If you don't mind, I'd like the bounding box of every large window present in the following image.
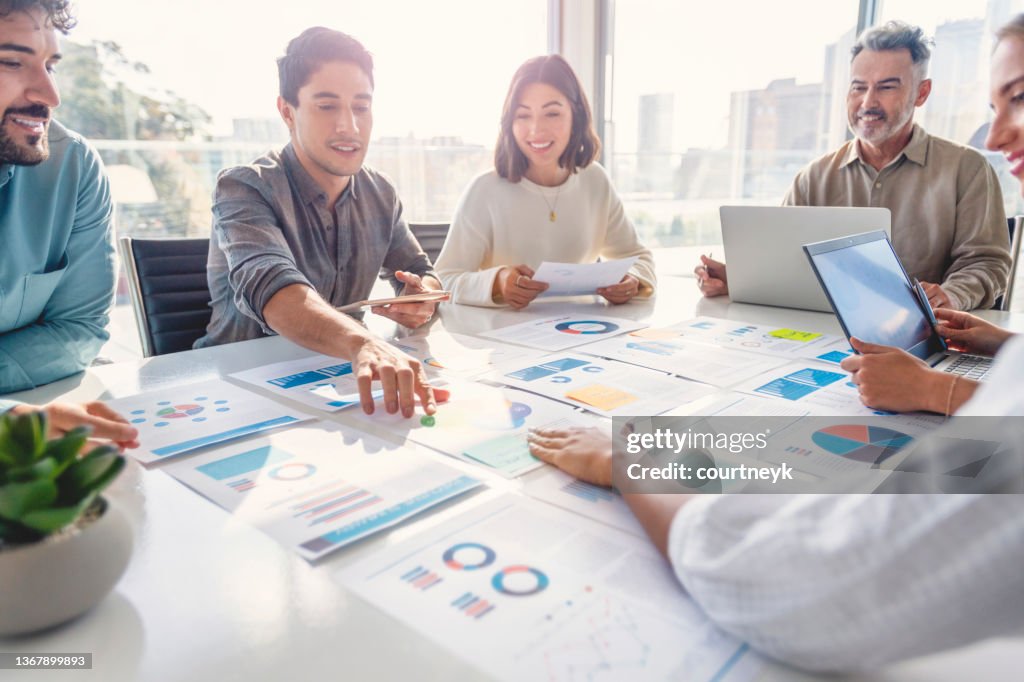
[66,0,549,238]
[878,0,1024,218]
[604,1,858,250]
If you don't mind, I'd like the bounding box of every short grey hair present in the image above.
[851,20,933,83]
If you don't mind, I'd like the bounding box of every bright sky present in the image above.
[71,0,548,142]
[69,0,1008,149]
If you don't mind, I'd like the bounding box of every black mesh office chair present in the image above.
[409,222,450,264]
[119,237,212,357]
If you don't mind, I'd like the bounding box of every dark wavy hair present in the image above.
[495,54,600,183]
[0,0,76,34]
[278,27,374,106]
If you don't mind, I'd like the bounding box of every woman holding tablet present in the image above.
[434,55,655,309]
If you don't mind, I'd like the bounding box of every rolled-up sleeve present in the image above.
[211,172,312,333]
[668,494,1024,672]
[380,197,435,294]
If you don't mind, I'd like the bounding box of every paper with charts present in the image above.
[347,381,596,477]
[533,256,638,297]
[733,361,928,417]
[634,316,848,360]
[579,334,788,388]
[338,496,761,682]
[231,354,384,412]
[106,379,314,464]
[667,391,943,483]
[388,331,539,379]
[162,423,481,561]
[479,314,645,352]
[522,467,644,537]
[493,354,715,417]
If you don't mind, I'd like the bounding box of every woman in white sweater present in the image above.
[434,55,656,308]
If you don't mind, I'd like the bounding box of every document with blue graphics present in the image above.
[231,354,383,412]
[163,423,481,561]
[479,314,645,352]
[347,380,597,477]
[492,354,715,417]
[106,378,314,464]
[338,495,762,681]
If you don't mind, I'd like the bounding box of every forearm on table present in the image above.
[622,493,695,557]
[262,283,374,359]
[0,319,107,392]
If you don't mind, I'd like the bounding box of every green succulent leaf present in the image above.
[42,427,90,472]
[10,457,61,482]
[57,446,124,505]
[0,479,58,520]
[0,412,45,465]
[20,495,94,534]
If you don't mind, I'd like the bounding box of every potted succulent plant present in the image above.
[0,410,133,636]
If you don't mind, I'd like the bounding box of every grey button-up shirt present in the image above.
[784,124,1010,310]
[196,144,434,347]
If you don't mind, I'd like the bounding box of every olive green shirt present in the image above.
[784,124,1010,310]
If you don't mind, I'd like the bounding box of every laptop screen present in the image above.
[804,231,943,360]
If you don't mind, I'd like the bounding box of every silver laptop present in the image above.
[720,206,891,312]
[804,230,992,379]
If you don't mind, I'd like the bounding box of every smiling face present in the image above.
[511,82,573,182]
[847,48,929,148]
[0,6,61,166]
[277,60,372,196]
[987,35,1024,195]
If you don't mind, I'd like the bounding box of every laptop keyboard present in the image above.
[943,355,993,380]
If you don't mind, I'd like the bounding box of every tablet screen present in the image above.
[808,236,935,356]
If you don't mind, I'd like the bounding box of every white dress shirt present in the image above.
[667,335,1024,672]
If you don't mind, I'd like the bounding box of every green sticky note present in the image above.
[463,433,539,476]
[768,328,822,342]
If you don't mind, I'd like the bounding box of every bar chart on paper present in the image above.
[163,425,481,560]
[232,355,384,412]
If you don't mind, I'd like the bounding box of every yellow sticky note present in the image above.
[768,328,822,342]
[565,384,638,411]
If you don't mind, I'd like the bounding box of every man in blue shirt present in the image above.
[0,1,136,450]
[0,0,115,393]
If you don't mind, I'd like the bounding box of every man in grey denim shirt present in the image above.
[197,27,445,418]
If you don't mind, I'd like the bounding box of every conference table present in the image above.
[2,275,1022,681]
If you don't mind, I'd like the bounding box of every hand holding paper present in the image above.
[533,257,639,297]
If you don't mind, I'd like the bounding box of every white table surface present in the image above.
[2,276,1022,682]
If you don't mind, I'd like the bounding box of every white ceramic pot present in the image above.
[0,497,133,636]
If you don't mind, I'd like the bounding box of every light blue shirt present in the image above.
[0,121,115,394]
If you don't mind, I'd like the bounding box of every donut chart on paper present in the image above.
[443,543,497,571]
[491,565,550,596]
[554,320,620,335]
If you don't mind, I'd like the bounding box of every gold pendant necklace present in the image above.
[540,184,561,222]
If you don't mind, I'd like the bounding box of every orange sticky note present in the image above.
[565,384,638,411]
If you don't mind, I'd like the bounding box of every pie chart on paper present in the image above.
[811,425,913,464]
[554,320,620,335]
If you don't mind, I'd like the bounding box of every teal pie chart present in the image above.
[811,425,913,464]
